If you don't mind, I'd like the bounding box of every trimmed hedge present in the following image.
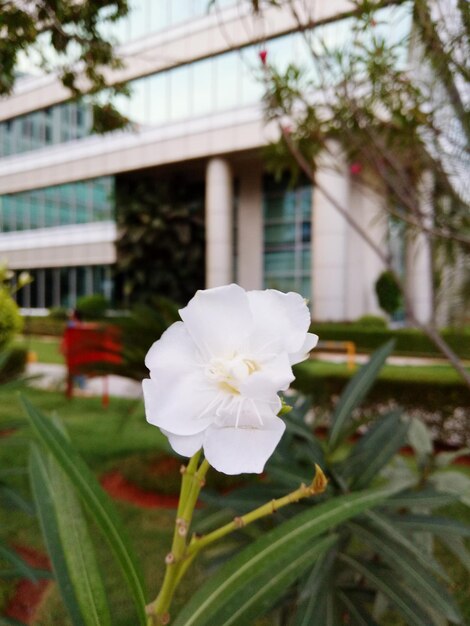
[312,323,470,359]
[293,360,469,413]
[23,317,66,337]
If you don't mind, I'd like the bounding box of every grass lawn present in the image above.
[15,336,63,365]
[298,357,469,385]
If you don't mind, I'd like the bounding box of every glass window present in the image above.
[169,65,191,121]
[263,179,312,299]
[192,58,214,117]
[215,51,240,111]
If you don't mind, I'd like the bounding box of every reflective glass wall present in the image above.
[15,265,114,309]
[0,101,92,158]
[0,177,114,232]
[263,179,312,299]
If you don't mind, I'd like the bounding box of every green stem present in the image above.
[188,464,328,558]
[146,451,209,626]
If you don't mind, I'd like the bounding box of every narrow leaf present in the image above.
[384,487,459,509]
[365,510,447,579]
[341,409,408,489]
[21,397,147,625]
[29,449,86,626]
[0,541,41,583]
[174,485,402,626]
[340,555,441,626]
[293,546,337,626]
[337,590,380,626]
[329,340,395,449]
[30,444,112,626]
[440,536,470,573]
[388,513,470,537]
[348,521,461,623]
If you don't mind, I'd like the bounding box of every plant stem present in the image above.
[188,464,328,557]
[146,451,209,626]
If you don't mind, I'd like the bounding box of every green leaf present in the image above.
[407,417,434,459]
[439,536,470,573]
[340,409,408,489]
[337,590,380,626]
[21,396,147,625]
[0,541,42,583]
[388,513,470,537]
[29,449,86,626]
[365,510,447,579]
[0,484,35,515]
[384,487,459,509]
[183,534,337,626]
[329,340,395,449]
[431,471,470,506]
[174,485,402,626]
[340,555,442,626]
[348,521,462,623]
[30,445,112,626]
[293,546,337,626]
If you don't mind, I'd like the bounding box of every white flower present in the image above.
[142,284,318,475]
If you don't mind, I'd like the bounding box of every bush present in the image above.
[355,314,387,328]
[76,294,109,320]
[375,270,402,316]
[49,306,68,321]
[23,316,65,337]
[0,289,23,346]
[0,346,28,383]
[310,322,470,358]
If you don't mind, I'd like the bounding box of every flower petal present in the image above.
[239,352,294,399]
[203,416,286,475]
[142,377,217,436]
[289,332,319,365]
[145,321,199,374]
[161,430,204,457]
[179,284,253,359]
[247,289,312,357]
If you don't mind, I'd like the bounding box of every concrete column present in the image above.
[346,182,387,319]
[312,144,350,320]
[237,164,263,290]
[205,157,233,288]
[406,172,434,324]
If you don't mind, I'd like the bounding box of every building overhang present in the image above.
[0,106,278,193]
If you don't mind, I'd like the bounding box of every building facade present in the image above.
[0,0,432,321]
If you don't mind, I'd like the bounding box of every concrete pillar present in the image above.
[205,157,233,288]
[346,182,387,319]
[237,164,263,290]
[312,144,350,320]
[406,172,434,324]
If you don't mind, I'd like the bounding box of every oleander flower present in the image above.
[142,284,317,475]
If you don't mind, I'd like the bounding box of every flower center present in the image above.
[205,354,260,394]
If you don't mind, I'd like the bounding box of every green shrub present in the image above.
[310,323,470,358]
[0,289,23,346]
[76,294,109,320]
[0,346,28,383]
[355,314,387,328]
[49,306,68,320]
[23,316,65,337]
[375,270,402,316]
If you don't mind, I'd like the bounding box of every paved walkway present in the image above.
[27,362,143,399]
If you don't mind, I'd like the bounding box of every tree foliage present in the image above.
[0,0,130,132]
[115,174,205,306]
